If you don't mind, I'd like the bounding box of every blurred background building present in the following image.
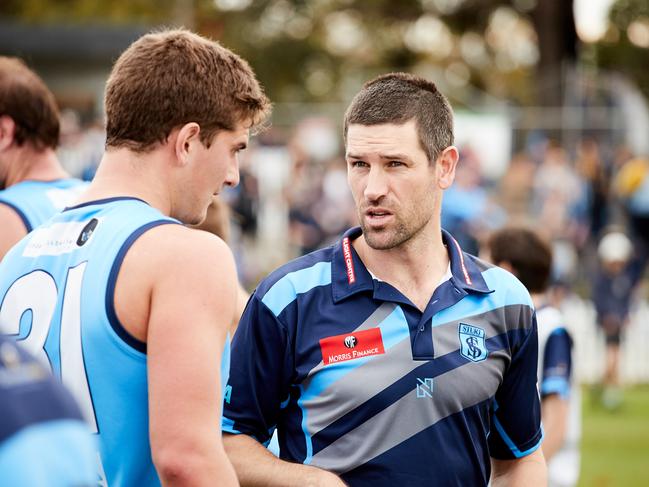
[1,1,648,482]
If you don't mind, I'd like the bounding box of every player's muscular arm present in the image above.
[223,434,347,487]
[491,448,547,487]
[120,225,239,486]
[0,204,27,260]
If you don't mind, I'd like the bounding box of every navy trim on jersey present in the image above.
[0,200,32,232]
[105,219,180,354]
[64,196,150,212]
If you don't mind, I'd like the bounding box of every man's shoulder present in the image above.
[129,224,233,271]
[254,245,334,303]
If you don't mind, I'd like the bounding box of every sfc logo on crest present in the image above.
[459,323,488,362]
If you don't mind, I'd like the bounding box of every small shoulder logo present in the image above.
[76,218,98,246]
[343,335,357,348]
[459,323,488,362]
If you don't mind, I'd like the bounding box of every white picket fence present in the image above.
[561,296,649,384]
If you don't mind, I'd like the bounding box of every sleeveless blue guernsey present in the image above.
[0,178,88,231]
[0,197,232,486]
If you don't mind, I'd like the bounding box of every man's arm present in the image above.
[491,449,547,487]
[223,434,346,487]
[541,394,569,460]
[126,226,239,486]
[539,327,573,461]
[0,204,27,260]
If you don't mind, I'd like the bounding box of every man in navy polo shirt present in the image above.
[223,73,546,486]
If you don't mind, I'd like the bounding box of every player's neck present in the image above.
[83,148,171,216]
[354,221,448,311]
[6,147,68,187]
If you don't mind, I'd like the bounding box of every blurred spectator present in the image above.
[592,231,643,409]
[614,156,649,269]
[532,141,589,247]
[497,152,536,221]
[57,110,104,180]
[441,145,506,255]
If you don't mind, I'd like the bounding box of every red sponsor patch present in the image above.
[342,237,356,284]
[320,327,385,365]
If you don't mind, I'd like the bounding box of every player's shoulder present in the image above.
[134,224,235,269]
[255,245,333,299]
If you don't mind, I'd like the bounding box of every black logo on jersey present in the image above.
[343,335,357,348]
[76,218,98,246]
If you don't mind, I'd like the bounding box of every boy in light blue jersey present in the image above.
[0,29,270,486]
[0,56,87,259]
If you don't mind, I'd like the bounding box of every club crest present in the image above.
[459,323,488,362]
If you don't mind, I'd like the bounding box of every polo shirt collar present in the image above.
[331,227,492,304]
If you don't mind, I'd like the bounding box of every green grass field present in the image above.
[578,385,649,486]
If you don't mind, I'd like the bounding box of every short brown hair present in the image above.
[343,72,453,162]
[105,29,271,152]
[487,227,553,293]
[0,56,60,150]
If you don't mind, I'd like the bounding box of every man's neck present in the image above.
[81,148,171,216]
[353,224,449,311]
[5,147,68,187]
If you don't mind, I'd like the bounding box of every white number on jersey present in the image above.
[0,263,97,432]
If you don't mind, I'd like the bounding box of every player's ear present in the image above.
[436,146,459,190]
[174,122,201,166]
[0,116,16,151]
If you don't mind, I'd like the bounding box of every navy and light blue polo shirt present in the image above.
[223,227,543,486]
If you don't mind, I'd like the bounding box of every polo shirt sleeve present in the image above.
[222,292,293,445]
[488,308,543,460]
[540,329,572,399]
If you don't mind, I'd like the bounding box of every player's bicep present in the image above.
[146,232,237,452]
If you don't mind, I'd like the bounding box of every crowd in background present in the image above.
[58,112,649,303]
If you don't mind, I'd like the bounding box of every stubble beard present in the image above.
[361,213,425,251]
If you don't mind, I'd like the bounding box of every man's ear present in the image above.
[174,122,201,166]
[0,116,16,151]
[435,145,459,190]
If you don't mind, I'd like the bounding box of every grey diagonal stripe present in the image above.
[304,337,417,435]
[432,304,534,359]
[302,302,397,385]
[310,352,508,474]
